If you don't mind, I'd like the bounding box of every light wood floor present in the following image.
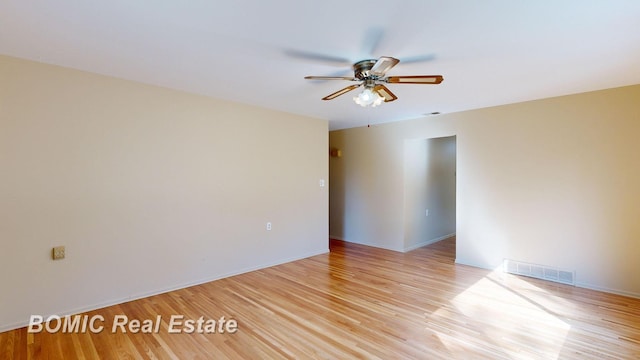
[2,237,640,359]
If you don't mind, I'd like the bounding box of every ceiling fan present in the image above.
[305,56,443,107]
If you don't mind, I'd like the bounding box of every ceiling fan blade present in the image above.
[386,75,444,84]
[284,49,352,66]
[305,76,357,81]
[361,27,385,57]
[373,85,398,102]
[322,84,362,100]
[370,56,400,77]
[399,54,436,64]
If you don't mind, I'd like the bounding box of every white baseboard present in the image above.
[331,235,456,253]
[330,236,404,252]
[574,282,640,300]
[0,248,329,333]
[403,233,456,252]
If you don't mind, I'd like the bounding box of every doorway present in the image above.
[403,135,456,256]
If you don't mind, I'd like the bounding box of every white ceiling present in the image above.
[2,1,640,130]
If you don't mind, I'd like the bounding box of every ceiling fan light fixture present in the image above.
[353,88,384,107]
[305,55,443,106]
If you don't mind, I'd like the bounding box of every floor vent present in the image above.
[503,259,575,285]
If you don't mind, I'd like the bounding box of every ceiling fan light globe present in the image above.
[353,88,384,107]
[361,88,374,101]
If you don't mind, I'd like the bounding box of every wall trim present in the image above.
[454,259,640,301]
[330,236,404,252]
[574,281,640,300]
[403,233,456,252]
[0,247,329,333]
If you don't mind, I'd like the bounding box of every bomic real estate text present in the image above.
[27,314,239,334]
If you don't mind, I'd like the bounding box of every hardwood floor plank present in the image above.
[1,236,640,359]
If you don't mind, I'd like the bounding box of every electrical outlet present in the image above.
[52,246,65,260]
[266,222,272,231]
[425,209,429,217]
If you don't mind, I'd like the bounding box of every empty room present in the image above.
[1,1,640,359]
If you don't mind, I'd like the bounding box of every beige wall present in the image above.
[0,55,328,331]
[330,84,640,297]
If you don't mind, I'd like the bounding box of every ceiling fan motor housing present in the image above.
[353,59,378,80]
